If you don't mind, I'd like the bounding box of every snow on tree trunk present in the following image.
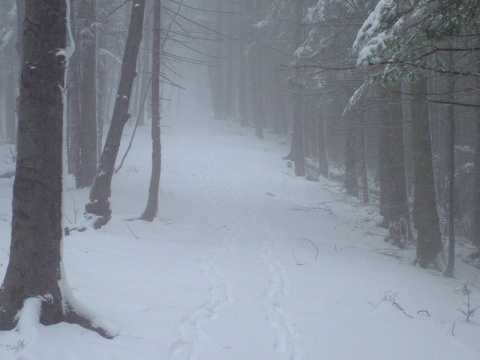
[0,0,110,338]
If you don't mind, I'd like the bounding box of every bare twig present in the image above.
[300,238,319,261]
[335,245,355,251]
[126,224,139,239]
[417,310,431,317]
[292,252,305,266]
[369,291,413,318]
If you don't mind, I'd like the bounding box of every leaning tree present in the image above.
[0,0,110,337]
[85,0,146,228]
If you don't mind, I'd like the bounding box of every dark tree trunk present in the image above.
[76,0,98,188]
[344,109,358,197]
[67,1,80,176]
[213,6,225,120]
[471,119,480,249]
[252,47,264,139]
[359,109,369,204]
[317,105,329,178]
[291,0,305,176]
[141,0,161,222]
[238,20,248,127]
[444,79,456,277]
[96,22,107,161]
[225,2,234,119]
[411,77,442,268]
[378,85,408,247]
[238,52,248,126]
[470,70,480,250]
[16,0,25,60]
[0,0,109,337]
[5,71,17,145]
[85,0,146,228]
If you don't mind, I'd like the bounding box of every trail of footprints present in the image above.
[169,133,302,359]
[169,138,237,360]
[261,227,302,360]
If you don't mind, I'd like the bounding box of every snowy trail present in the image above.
[167,121,237,360]
[164,115,304,359]
[1,109,480,360]
[159,113,480,360]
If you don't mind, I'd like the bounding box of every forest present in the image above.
[0,0,479,359]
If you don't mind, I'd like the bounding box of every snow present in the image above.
[1,102,480,359]
[353,0,403,66]
[65,0,75,59]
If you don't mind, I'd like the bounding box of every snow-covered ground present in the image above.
[0,105,479,359]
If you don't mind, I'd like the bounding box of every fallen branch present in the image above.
[292,252,305,266]
[368,291,413,318]
[300,238,319,261]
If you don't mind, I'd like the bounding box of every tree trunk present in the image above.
[85,0,146,228]
[76,0,98,188]
[5,71,17,145]
[96,18,107,161]
[378,84,408,247]
[291,0,305,176]
[67,0,80,177]
[0,0,109,337]
[141,0,161,222]
[444,75,456,277]
[359,108,369,204]
[317,104,329,178]
[344,109,358,197]
[252,46,264,139]
[213,6,225,120]
[470,68,480,250]
[411,77,442,268]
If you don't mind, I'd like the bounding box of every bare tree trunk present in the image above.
[344,109,358,197]
[411,77,442,268]
[213,6,225,120]
[141,0,161,221]
[0,0,109,338]
[5,71,17,145]
[291,0,305,176]
[470,66,480,251]
[85,0,146,228]
[444,67,456,277]
[96,17,107,160]
[378,85,408,247]
[76,0,98,188]
[359,108,369,204]
[317,104,329,178]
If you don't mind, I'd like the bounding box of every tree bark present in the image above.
[0,0,109,337]
[5,71,17,145]
[291,0,305,176]
[411,77,442,268]
[378,84,408,247]
[344,109,358,197]
[85,0,146,228]
[67,0,80,176]
[317,104,329,178]
[470,65,480,250]
[96,17,107,161]
[359,108,369,203]
[141,0,161,222]
[76,0,98,188]
[444,71,456,277]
